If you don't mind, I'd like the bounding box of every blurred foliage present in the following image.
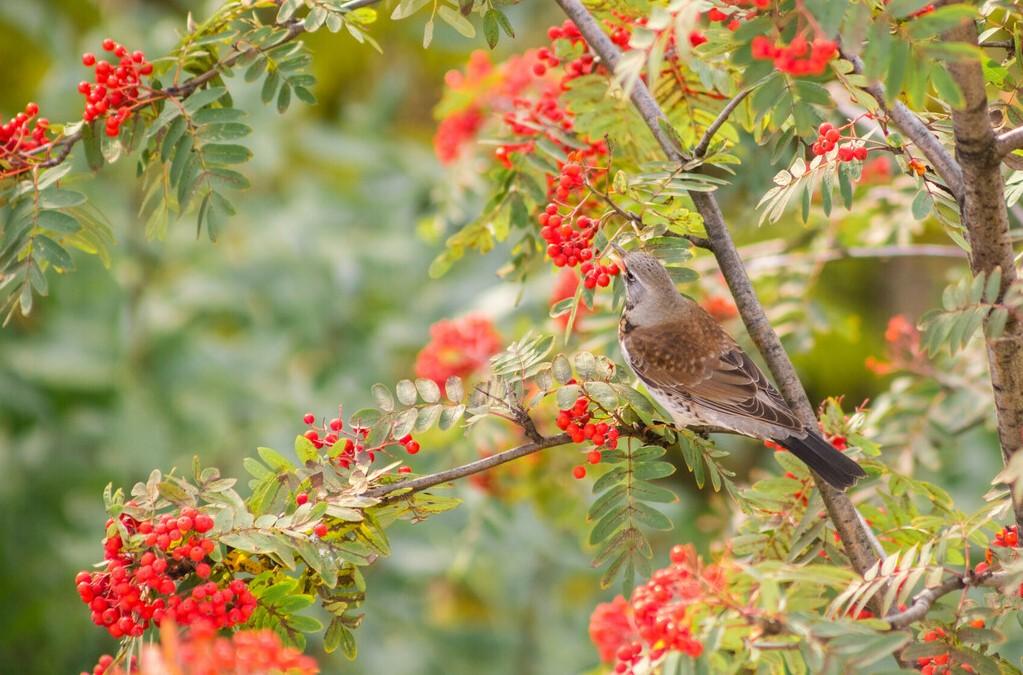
[0,1,1009,673]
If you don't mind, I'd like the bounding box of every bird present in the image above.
[614,248,865,490]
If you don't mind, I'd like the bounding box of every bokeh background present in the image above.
[0,1,1005,673]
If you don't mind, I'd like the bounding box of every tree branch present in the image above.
[365,432,572,503]
[995,126,1023,157]
[693,86,754,159]
[742,244,965,274]
[554,0,883,575]
[944,19,1023,527]
[885,569,1002,629]
[838,48,964,201]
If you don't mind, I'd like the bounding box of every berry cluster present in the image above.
[301,407,421,471]
[590,545,717,673]
[915,627,975,674]
[539,201,618,284]
[414,315,503,387]
[751,34,837,76]
[84,627,318,675]
[811,122,868,161]
[79,38,154,137]
[555,393,621,479]
[0,102,50,160]
[75,506,255,639]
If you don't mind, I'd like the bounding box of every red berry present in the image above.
[406,441,421,455]
[329,418,342,431]
[295,492,309,506]
[313,523,328,537]
[825,129,840,143]
[82,53,96,66]
[303,413,315,425]
[572,465,586,479]
[102,38,115,51]
[587,450,602,464]
[398,466,412,474]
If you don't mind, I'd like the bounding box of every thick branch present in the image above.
[839,49,964,200]
[945,19,1023,526]
[555,0,883,574]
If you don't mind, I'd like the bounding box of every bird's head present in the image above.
[615,247,685,326]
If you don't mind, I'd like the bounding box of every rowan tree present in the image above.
[4,0,1023,673]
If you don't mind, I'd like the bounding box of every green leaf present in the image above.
[911,190,933,220]
[33,235,73,270]
[631,501,673,530]
[39,189,86,209]
[437,5,475,38]
[838,163,854,209]
[493,8,514,38]
[590,504,629,545]
[257,446,294,472]
[295,435,319,464]
[184,86,228,114]
[633,461,676,481]
[931,64,964,109]
[262,70,281,103]
[203,144,252,165]
[277,83,292,113]
[37,210,81,235]
[482,9,499,49]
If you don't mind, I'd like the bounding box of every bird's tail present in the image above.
[777,430,866,490]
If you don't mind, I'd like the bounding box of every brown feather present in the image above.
[620,307,803,434]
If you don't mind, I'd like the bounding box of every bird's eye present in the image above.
[624,270,635,282]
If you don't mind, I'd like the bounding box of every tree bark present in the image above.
[945,20,1023,524]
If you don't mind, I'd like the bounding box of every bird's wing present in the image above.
[622,317,803,434]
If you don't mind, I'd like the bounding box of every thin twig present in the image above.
[839,48,964,201]
[693,86,754,159]
[365,432,572,503]
[742,244,965,273]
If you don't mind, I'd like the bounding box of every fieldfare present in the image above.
[616,249,865,489]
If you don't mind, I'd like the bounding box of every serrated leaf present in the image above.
[633,461,676,480]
